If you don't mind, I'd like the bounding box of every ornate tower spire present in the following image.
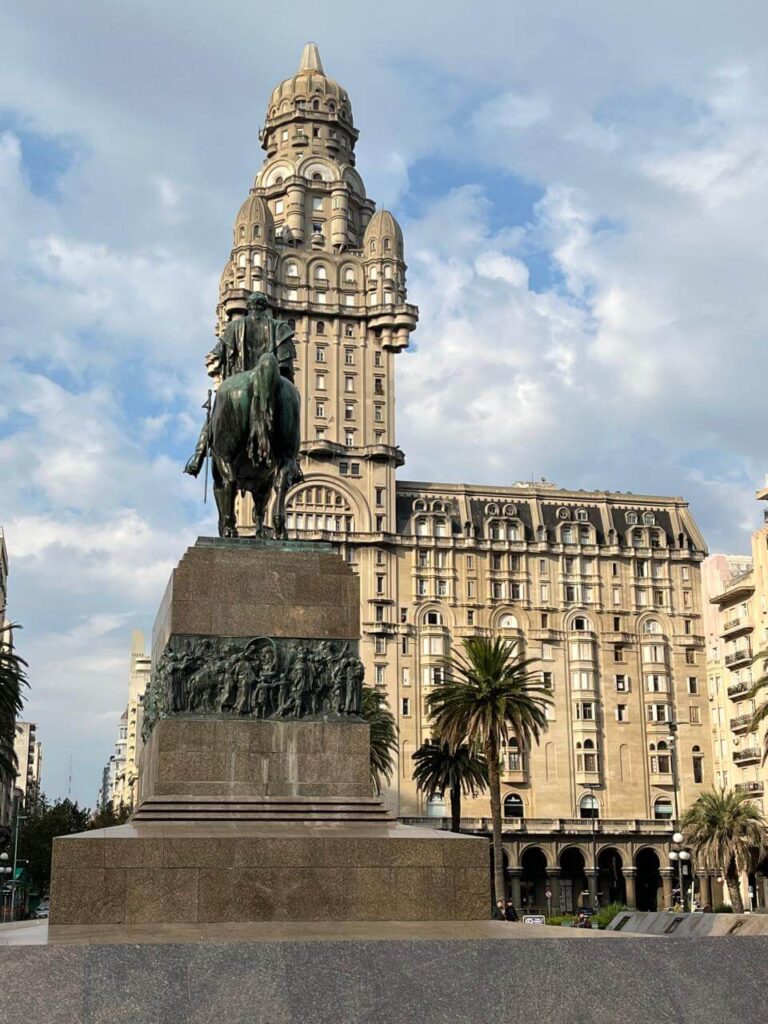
[298,41,324,73]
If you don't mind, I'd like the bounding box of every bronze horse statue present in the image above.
[185,292,302,538]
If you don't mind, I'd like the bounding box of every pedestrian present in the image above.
[504,900,518,922]
[493,899,506,921]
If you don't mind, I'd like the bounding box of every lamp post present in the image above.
[669,832,691,911]
[10,810,26,922]
[0,852,11,923]
[583,782,600,908]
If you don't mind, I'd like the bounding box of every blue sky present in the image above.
[1,0,767,803]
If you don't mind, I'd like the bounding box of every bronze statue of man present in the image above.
[184,292,296,477]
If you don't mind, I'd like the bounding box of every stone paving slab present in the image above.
[0,925,766,1024]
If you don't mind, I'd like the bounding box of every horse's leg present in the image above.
[251,474,273,539]
[214,457,238,538]
[273,463,289,540]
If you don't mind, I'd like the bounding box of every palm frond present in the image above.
[680,788,767,875]
[412,740,489,799]
[0,624,28,784]
[361,685,398,796]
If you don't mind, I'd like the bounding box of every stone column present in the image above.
[587,868,599,908]
[330,187,348,250]
[699,872,712,908]
[711,874,724,908]
[507,867,521,908]
[755,871,767,910]
[286,185,305,243]
[661,868,674,910]
[622,867,637,908]
[545,867,561,914]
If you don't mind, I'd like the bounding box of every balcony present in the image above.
[397,817,675,835]
[604,631,634,645]
[733,747,762,765]
[725,648,753,668]
[721,617,753,640]
[735,781,764,795]
[730,714,754,733]
[727,681,751,701]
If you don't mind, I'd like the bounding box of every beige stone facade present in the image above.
[13,721,41,804]
[0,528,14,829]
[98,630,150,810]
[208,44,717,910]
[703,486,768,811]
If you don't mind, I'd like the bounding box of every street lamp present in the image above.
[669,831,691,911]
[0,852,11,923]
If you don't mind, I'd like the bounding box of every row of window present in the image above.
[314,401,385,422]
[501,792,683,821]
[312,373,385,394]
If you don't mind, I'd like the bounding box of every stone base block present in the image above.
[49,822,491,926]
[138,717,371,802]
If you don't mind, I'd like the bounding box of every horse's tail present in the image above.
[248,356,279,464]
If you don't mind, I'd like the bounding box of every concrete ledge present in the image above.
[0,933,766,1024]
[607,910,768,936]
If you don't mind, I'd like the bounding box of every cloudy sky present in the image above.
[1,1,767,803]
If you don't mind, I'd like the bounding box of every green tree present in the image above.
[680,788,767,913]
[89,801,132,830]
[426,636,551,904]
[412,740,488,832]
[361,685,398,796]
[748,651,768,759]
[0,624,28,784]
[18,785,91,891]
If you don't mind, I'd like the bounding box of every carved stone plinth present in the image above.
[50,539,492,926]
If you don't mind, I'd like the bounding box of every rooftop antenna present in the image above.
[67,755,72,799]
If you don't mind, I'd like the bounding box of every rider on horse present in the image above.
[184,291,296,477]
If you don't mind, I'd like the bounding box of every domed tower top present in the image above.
[232,193,274,246]
[262,42,358,161]
[363,209,404,260]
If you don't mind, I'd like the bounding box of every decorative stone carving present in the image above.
[142,636,364,740]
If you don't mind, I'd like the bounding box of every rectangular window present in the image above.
[374,350,382,366]
[613,586,621,606]
[683,590,692,607]
[541,583,550,603]
[687,677,699,695]
[541,613,549,628]
[467,580,476,599]
[645,674,667,693]
[615,675,628,692]
[685,650,696,665]
[571,671,594,690]
[510,583,522,600]
[312,196,323,211]
[345,432,354,447]
[492,553,502,570]
[570,640,592,660]
[642,644,664,664]
[540,559,548,574]
[350,463,360,476]
[467,610,475,625]
[275,199,284,214]
[375,487,385,506]
[401,697,410,717]
[646,703,670,723]
[402,667,410,687]
[374,405,384,422]
[575,701,595,721]
[315,346,326,362]
[374,636,385,655]
[315,402,325,418]
[491,582,503,600]
[542,643,553,660]
[417,579,427,596]
[375,605,384,622]
[401,636,409,656]
[315,374,326,390]
[565,584,577,602]
[339,461,348,476]
[542,671,554,690]
[466,555,474,570]
[344,404,355,421]
[437,580,448,597]
[693,756,703,784]
[344,376,355,392]
[689,706,701,724]
[616,704,627,722]
[400,607,407,623]
[614,647,624,662]
[682,565,691,581]
[345,348,354,365]
[376,575,385,595]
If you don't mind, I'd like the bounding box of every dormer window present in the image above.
[557,508,570,520]
[625,512,638,525]
[576,509,588,522]
[643,513,656,526]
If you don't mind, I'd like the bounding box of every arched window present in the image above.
[576,509,588,521]
[344,267,355,283]
[370,240,376,253]
[503,793,524,819]
[316,321,326,335]
[312,98,320,110]
[579,794,599,819]
[285,484,355,535]
[562,525,574,543]
[508,523,520,541]
[500,613,518,629]
[285,262,299,278]
[643,513,656,526]
[253,225,261,238]
[654,797,673,820]
[643,619,661,634]
[425,611,443,626]
[314,265,328,280]
[239,226,245,240]
[626,512,638,525]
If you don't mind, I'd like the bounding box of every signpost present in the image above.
[523,914,546,926]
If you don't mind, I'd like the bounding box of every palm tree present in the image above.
[426,636,551,903]
[412,740,489,832]
[747,650,768,760]
[361,685,398,796]
[0,624,28,784]
[680,788,767,913]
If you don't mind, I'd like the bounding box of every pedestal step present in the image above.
[132,796,395,824]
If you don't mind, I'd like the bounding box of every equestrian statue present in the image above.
[184,291,302,538]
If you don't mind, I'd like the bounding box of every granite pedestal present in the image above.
[50,539,491,927]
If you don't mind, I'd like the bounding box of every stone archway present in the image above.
[520,846,548,913]
[597,847,626,906]
[635,848,662,911]
[559,846,588,914]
